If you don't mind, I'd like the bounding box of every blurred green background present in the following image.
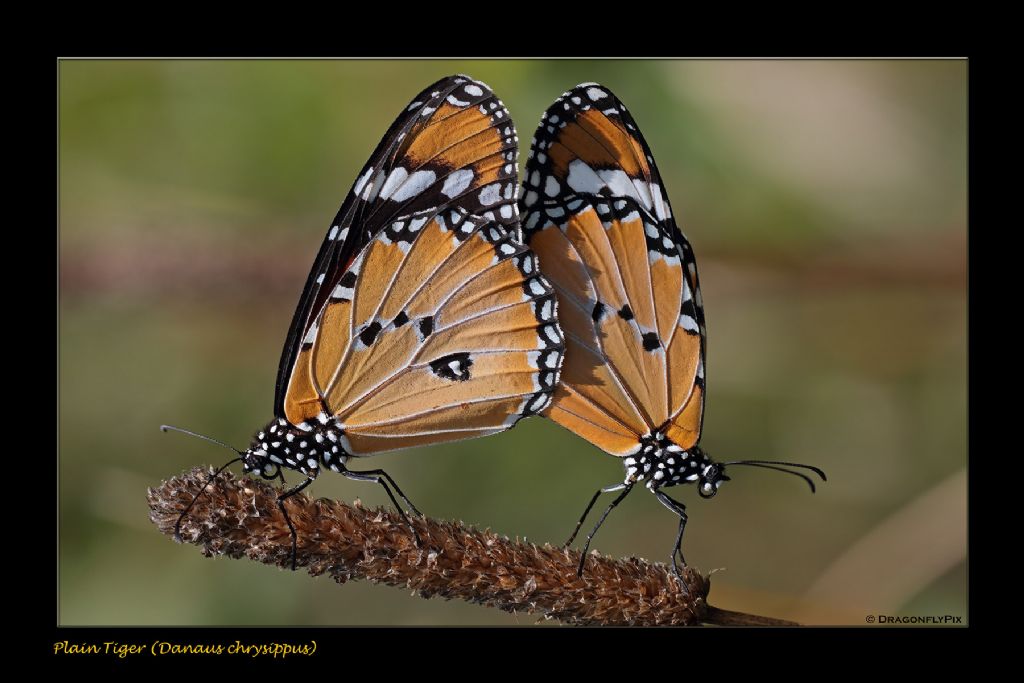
[58,59,967,626]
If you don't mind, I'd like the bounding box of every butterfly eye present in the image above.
[700,482,715,497]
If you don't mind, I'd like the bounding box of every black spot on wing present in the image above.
[430,352,473,382]
[618,304,634,321]
[359,321,382,347]
[418,316,434,339]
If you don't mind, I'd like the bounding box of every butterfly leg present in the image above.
[654,489,689,588]
[277,476,317,571]
[344,468,422,516]
[339,467,423,547]
[576,482,635,577]
[564,482,628,547]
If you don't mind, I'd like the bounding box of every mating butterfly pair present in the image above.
[168,74,824,580]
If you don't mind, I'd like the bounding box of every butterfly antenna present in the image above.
[722,460,827,494]
[160,424,245,542]
[160,424,244,455]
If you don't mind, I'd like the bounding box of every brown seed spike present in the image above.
[148,467,800,626]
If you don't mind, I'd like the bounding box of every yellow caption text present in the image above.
[53,641,317,658]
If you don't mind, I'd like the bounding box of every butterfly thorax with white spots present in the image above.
[242,414,350,481]
[623,436,728,497]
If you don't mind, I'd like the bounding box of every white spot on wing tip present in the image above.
[353,169,373,197]
[478,183,503,206]
[544,176,560,198]
[441,168,474,198]
[381,169,437,202]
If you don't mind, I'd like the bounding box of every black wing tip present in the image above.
[572,81,614,91]
[562,82,626,106]
[424,73,467,88]
[528,81,623,122]
[453,73,492,88]
[423,74,495,97]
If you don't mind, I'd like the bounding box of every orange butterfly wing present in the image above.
[521,84,705,455]
[279,75,564,455]
[275,75,521,418]
[283,209,563,454]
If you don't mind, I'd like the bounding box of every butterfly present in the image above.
[519,82,825,580]
[166,75,564,569]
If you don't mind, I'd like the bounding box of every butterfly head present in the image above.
[694,450,730,499]
[241,442,280,481]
